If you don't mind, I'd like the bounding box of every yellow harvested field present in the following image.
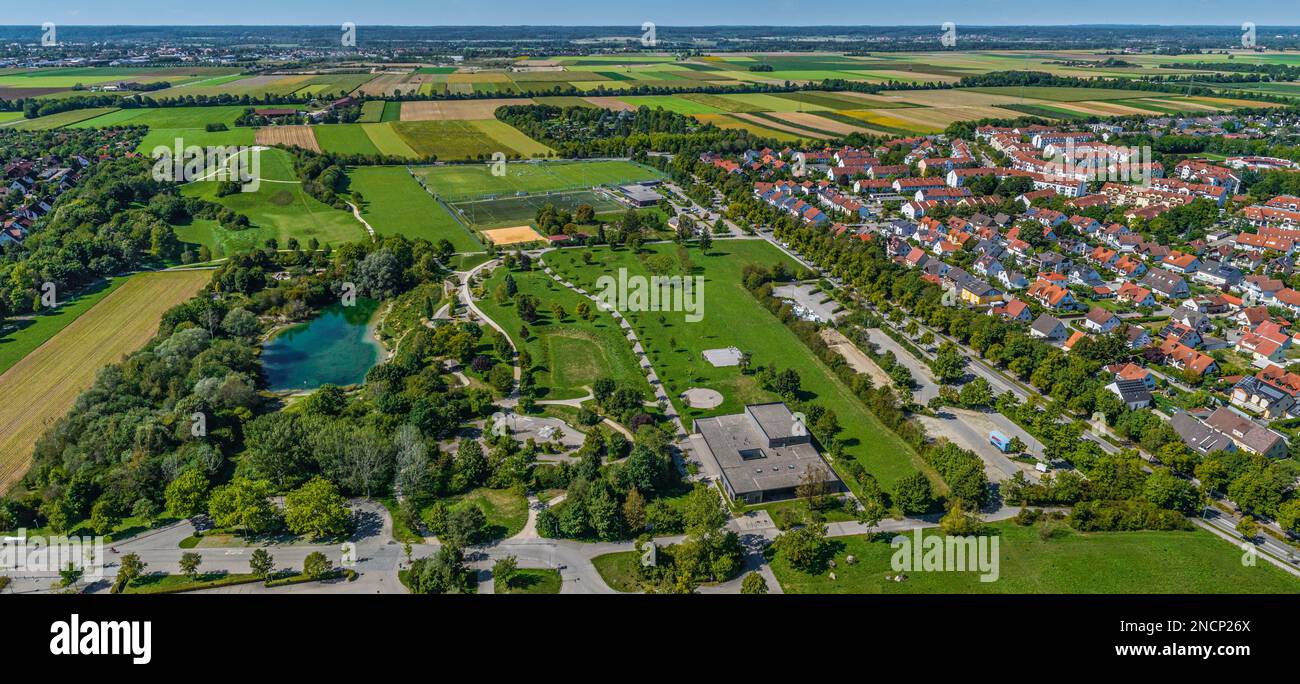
[255,125,321,152]
[401,98,534,120]
[0,270,213,492]
[731,113,833,139]
[1057,101,1164,116]
[772,111,870,135]
[482,225,545,245]
[863,106,1017,132]
[447,72,511,84]
[852,89,1026,108]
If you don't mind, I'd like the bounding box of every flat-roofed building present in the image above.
[692,402,844,504]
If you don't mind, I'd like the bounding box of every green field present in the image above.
[178,148,367,252]
[347,166,482,252]
[545,241,931,494]
[361,122,419,158]
[358,100,386,123]
[0,277,128,375]
[11,107,119,130]
[476,266,652,401]
[770,522,1300,594]
[314,124,382,156]
[67,105,249,130]
[414,160,664,201]
[392,120,548,161]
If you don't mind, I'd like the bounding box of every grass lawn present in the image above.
[179,148,367,250]
[378,497,425,544]
[545,240,931,494]
[770,522,1300,594]
[122,572,262,594]
[347,166,482,252]
[0,277,127,375]
[475,265,651,401]
[425,487,529,541]
[0,270,211,492]
[591,551,641,592]
[497,568,562,594]
[413,159,664,201]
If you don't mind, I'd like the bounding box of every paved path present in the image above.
[345,202,377,242]
[539,258,689,441]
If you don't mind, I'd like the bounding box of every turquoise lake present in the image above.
[261,298,382,391]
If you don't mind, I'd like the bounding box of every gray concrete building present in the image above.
[692,402,844,504]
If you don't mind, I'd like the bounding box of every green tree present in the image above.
[164,470,209,519]
[493,555,519,589]
[303,551,333,579]
[772,522,829,573]
[179,552,202,579]
[207,478,280,534]
[894,472,934,515]
[249,549,274,579]
[283,477,352,540]
[118,553,146,587]
[741,571,769,595]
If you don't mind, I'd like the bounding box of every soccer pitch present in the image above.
[413,160,664,202]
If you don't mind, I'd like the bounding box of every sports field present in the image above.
[0,269,212,492]
[450,190,623,229]
[544,240,934,494]
[770,522,1300,594]
[481,225,546,245]
[413,160,664,201]
[347,166,482,252]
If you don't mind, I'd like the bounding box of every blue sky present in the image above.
[7,1,1300,26]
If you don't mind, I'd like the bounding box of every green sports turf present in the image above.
[413,160,664,201]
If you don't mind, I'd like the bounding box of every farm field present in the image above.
[313,123,382,156]
[0,278,128,376]
[476,266,652,401]
[361,122,419,158]
[391,119,551,161]
[346,166,482,252]
[0,269,212,492]
[413,159,664,200]
[400,98,533,121]
[66,104,250,130]
[178,148,367,252]
[692,113,805,141]
[9,107,119,130]
[255,125,321,152]
[770,522,1300,594]
[544,240,934,494]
